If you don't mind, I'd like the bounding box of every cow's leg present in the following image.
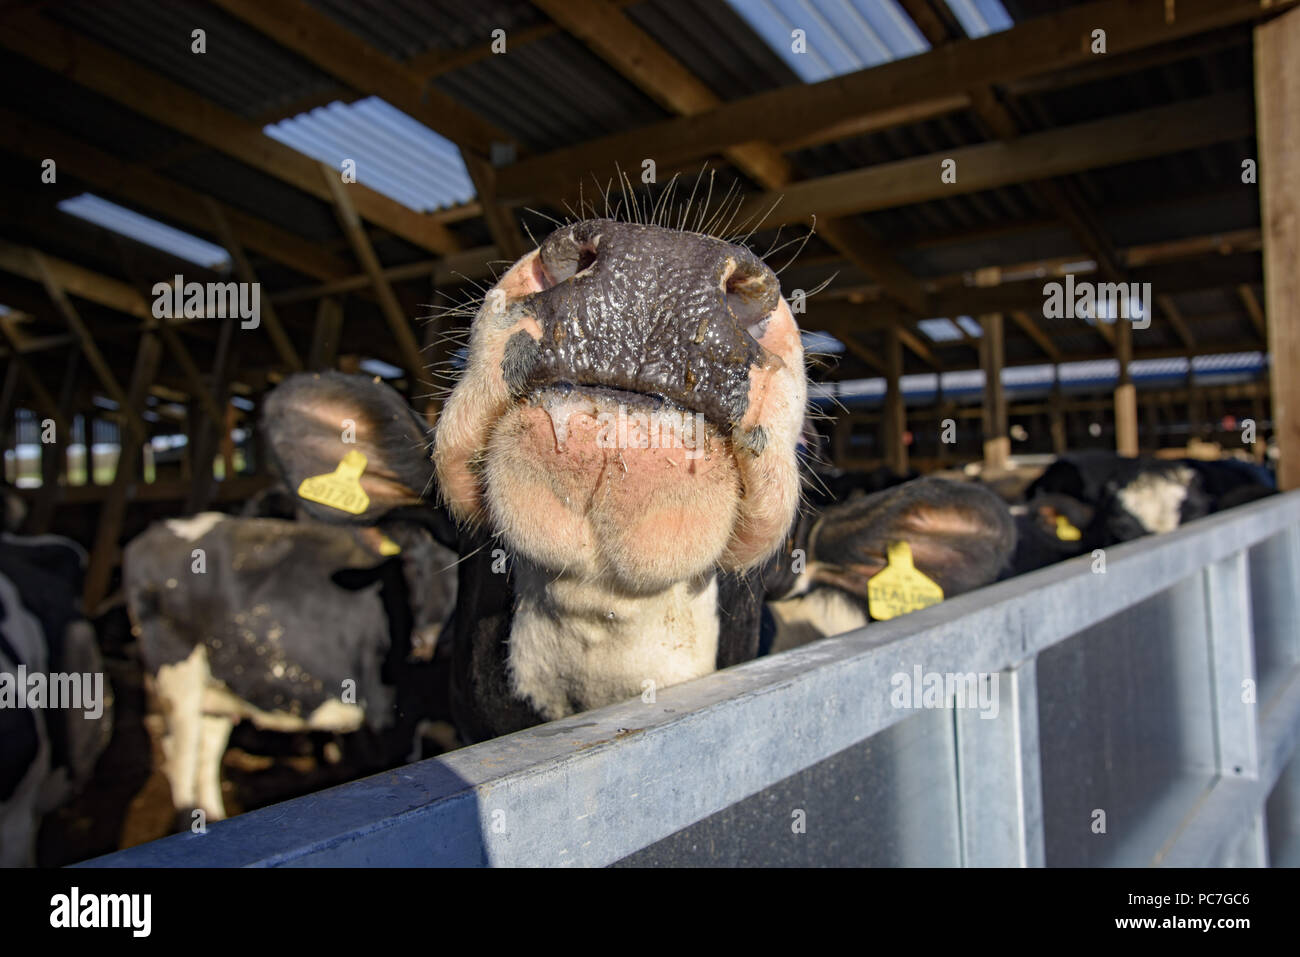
[195,714,233,822]
[0,741,49,867]
[154,645,208,826]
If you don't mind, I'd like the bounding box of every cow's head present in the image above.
[434,219,807,593]
[791,477,1017,603]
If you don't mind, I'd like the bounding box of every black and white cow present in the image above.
[764,477,1017,651]
[1009,451,1275,575]
[123,372,458,822]
[261,221,807,743]
[0,533,110,866]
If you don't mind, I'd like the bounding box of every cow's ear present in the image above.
[806,477,1016,604]
[1029,493,1095,541]
[261,372,436,525]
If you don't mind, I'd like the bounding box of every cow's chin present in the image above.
[481,396,741,593]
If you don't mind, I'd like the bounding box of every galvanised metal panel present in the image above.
[1037,574,1217,866]
[1248,528,1300,704]
[616,708,961,867]
[1265,749,1300,866]
[83,493,1300,867]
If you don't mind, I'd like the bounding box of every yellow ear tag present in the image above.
[297,449,371,515]
[866,541,945,621]
[377,533,401,556]
[1055,515,1082,541]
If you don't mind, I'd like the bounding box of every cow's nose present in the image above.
[521,219,785,427]
[534,219,780,327]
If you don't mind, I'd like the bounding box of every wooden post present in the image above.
[29,348,79,533]
[308,297,344,370]
[980,312,1008,470]
[186,315,236,513]
[84,333,161,612]
[1257,5,1300,490]
[1049,364,1067,454]
[1114,315,1139,456]
[883,322,908,474]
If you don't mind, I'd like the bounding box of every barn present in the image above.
[0,0,1297,873]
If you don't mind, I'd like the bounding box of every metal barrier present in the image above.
[86,492,1300,867]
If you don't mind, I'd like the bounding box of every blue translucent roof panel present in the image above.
[359,357,403,379]
[943,0,1014,38]
[918,318,964,342]
[265,97,476,213]
[724,0,929,83]
[57,194,231,269]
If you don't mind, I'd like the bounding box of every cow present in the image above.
[1009,451,1275,575]
[763,478,1017,651]
[0,532,110,866]
[256,219,807,743]
[123,372,458,823]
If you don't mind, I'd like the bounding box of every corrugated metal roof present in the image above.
[265,97,475,212]
[56,194,232,269]
[943,0,1014,38]
[304,0,547,63]
[433,31,669,153]
[723,0,929,83]
[629,0,801,99]
[50,0,338,121]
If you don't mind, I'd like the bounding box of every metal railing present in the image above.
[86,492,1300,867]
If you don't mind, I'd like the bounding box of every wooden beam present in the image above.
[320,164,429,394]
[203,198,302,372]
[0,241,150,320]
[980,313,1008,470]
[1156,294,1196,349]
[1009,309,1061,362]
[1257,5,1300,490]
[0,323,67,436]
[838,334,887,375]
[0,11,463,255]
[1236,284,1267,341]
[271,245,498,305]
[186,316,236,514]
[0,106,349,282]
[308,297,344,371]
[30,250,145,440]
[883,323,907,474]
[810,252,1262,329]
[734,94,1251,228]
[84,332,161,611]
[896,323,942,371]
[495,0,1291,201]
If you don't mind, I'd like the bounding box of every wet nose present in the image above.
[535,219,780,331]
[523,219,784,427]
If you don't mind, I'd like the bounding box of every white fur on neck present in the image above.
[768,587,869,654]
[1117,468,1192,534]
[507,562,720,720]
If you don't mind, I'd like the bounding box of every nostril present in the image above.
[725,262,779,335]
[538,227,601,286]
